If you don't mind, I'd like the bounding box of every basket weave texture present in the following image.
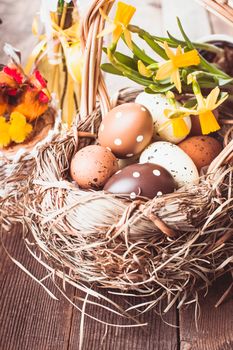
[23,0,233,314]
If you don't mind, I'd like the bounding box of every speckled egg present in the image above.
[140,141,199,188]
[98,103,153,158]
[135,92,191,143]
[104,163,176,199]
[70,145,119,189]
[178,136,222,171]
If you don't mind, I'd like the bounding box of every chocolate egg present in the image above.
[104,163,176,199]
[135,92,191,143]
[98,103,153,158]
[140,141,199,188]
[70,145,119,189]
[178,136,222,171]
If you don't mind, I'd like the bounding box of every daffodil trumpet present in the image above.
[98,1,136,51]
[187,75,228,135]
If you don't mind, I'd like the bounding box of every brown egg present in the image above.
[98,103,153,159]
[70,145,119,189]
[104,163,176,200]
[190,110,219,136]
[178,136,222,171]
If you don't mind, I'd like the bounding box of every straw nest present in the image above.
[23,88,233,316]
[0,106,60,231]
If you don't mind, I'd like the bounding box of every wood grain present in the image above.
[68,291,178,350]
[0,227,75,350]
[179,275,233,350]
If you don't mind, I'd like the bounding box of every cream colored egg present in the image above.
[135,92,191,144]
[140,141,199,188]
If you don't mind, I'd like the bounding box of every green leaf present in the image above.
[141,34,168,60]
[122,37,154,65]
[101,63,124,76]
[103,48,137,70]
[149,83,175,93]
[176,17,194,49]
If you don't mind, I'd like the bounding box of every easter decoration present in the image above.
[0,0,83,231]
[15,0,233,325]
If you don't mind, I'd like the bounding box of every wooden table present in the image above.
[0,1,233,349]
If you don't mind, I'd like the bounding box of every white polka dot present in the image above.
[126,153,134,158]
[106,147,112,152]
[133,171,140,178]
[157,191,163,196]
[100,124,104,132]
[130,192,137,199]
[114,138,122,146]
[141,107,146,112]
[116,112,122,118]
[116,170,122,175]
[153,170,161,176]
[136,135,144,143]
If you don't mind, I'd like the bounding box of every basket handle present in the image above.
[79,0,114,120]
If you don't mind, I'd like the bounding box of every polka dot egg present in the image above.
[98,103,153,158]
[140,141,199,188]
[104,163,176,200]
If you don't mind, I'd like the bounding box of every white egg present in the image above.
[135,92,191,144]
[140,141,199,188]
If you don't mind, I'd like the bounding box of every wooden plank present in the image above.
[0,226,74,350]
[68,291,178,350]
[179,274,233,350]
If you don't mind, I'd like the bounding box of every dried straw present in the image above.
[19,87,233,322]
[3,0,232,324]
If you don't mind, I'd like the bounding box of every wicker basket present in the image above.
[196,0,233,25]
[24,0,233,318]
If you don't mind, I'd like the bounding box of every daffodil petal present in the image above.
[205,87,220,110]
[213,93,229,109]
[171,69,182,93]
[124,28,133,50]
[199,111,220,135]
[98,23,117,38]
[155,61,174,80]
[163,41,175,60]
[176,45,182,56]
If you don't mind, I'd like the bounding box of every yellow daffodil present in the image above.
[9,112,33,143]
[98,1,136,49]
[188,76,228,134]
[155,42,200,93]
[159,92,192,137]
[163,109,191,138]
[0,116,11,148]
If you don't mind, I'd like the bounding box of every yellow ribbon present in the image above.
[25,9,83,127]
